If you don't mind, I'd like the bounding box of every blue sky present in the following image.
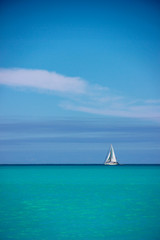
[0,0,160,163]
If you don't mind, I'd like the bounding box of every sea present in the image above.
[0,165,160,240]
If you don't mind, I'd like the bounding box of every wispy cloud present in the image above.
[61,102,160,119]
[145,99,160,104]
[0,68,160,121]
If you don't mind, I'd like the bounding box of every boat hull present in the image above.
[104,162,119,165]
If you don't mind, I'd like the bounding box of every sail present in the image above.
[105,145,117,164]
[110,145,117,163]
[105,150,111,163]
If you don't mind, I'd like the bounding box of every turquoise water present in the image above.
[0,165,160,240]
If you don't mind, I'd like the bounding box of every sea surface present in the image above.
[0,165,160,240]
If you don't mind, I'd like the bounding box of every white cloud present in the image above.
[0,68,87,94]
[0,68,160,121]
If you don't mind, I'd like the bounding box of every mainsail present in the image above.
[105,145,117,164]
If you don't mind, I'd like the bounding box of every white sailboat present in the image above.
[104,145,119,165]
